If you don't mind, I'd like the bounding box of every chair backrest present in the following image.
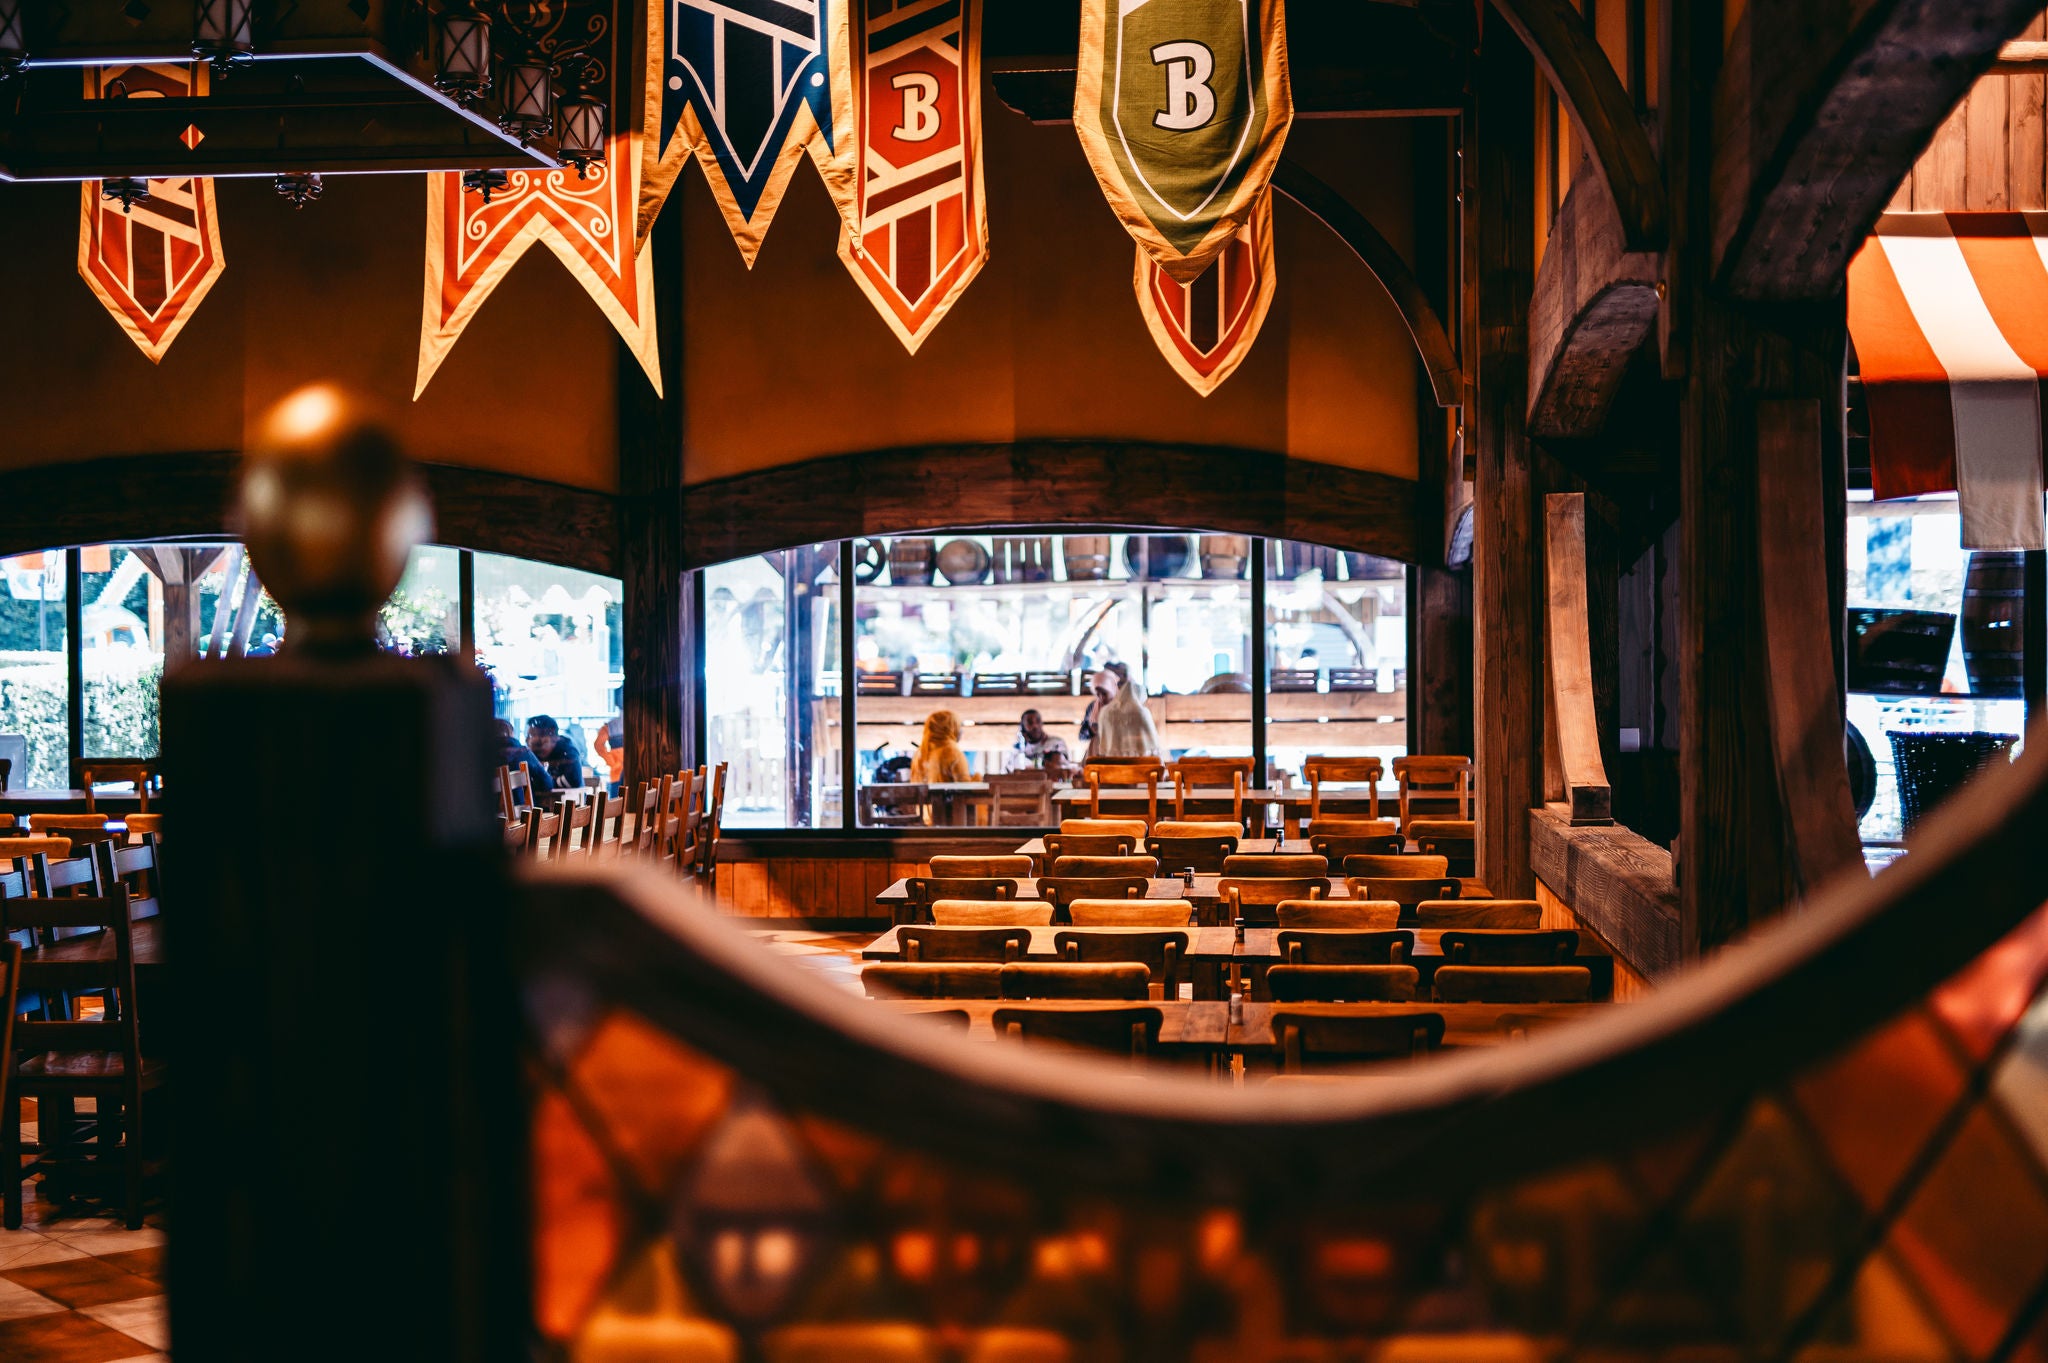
[698,762,729,873]
[1310,834,1405,859]
[1082,761,1162,821]
[81,761,159,812]
[590,790,629,857]
[1000,962,1151,1000]
[857,670,904,696]
[1151,818,1241,838]
[1408,819,1477,852]
[1439,929,1580,965]
[1348,878,1463,908]
[1266,964,1420,1002]
[904,876,1019,906]
[1037,877,1150,912]
[122,813,163,841]
[1043,833,1136,860]
[1145,835,1238,874]
[1221,854,1328,878]
[1274,929,1415,965]
[1049,854,1158,879]
[1304,817,1400,840]
[495,765,532,821]
[1275,899,1401,929]
[928,855,1036,879]
[1052,930,1192,988]
[633,776,673,859]
[550,797,596,862]
[1063,899,1193,927]
[1170,757,1252,820]
[986,771,1055,827]
[1220,877,1328,928]
[1273,1010,1444,1070]
[1060,818,1149,839]
[2,837,72,867]
[523,804,565,857]
[1413,899,1543,929]
[1432,964,1592,1003]
[93,838,161,920]
[1,891,138,1065]
[32,850,99,899]
[930,900,1055,927]
[29,813,115,832]
[900,926,1033,963]
[1304,755,1385,822]
[862,963,1003,999]
[1270,668,1319,692]
[861,782,930,826]
[992,1005,1163,1056]
[1342,853,1450,880]
[1393,754,1474,822]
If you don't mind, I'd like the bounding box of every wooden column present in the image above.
[618,196,687,788]
[1468,31,1542,897]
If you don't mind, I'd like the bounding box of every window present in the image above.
[474,551,624,786]
[705,544,842,828]
[0,551,67,788]
[383,545,463,656]
[1264,541,1408,788]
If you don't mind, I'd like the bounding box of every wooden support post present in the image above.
[1544,493,1614,824]
[619,197,687,788]
[1468,33,1542,896]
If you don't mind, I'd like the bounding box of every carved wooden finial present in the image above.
[236,384,434,658]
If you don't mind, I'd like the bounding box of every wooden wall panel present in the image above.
[1536,879,1653,1001]
[1894,57,2048,212]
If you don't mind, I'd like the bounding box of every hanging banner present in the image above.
[1074,0,1291,283]
[639,0,856,264]
[77,63,225,364]
[837,0,988,353]
[1134,188,1273,395]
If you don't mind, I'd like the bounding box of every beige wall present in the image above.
[682,93,1426,487]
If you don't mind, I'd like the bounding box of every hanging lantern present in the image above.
[499,58,552,146]
[274,171,323,208]
[555,88,606,178]
[0,0,29,79]
[192,0,256,78]
[434,0,492,107]
[461,167,508,204]
[102,177,151,212]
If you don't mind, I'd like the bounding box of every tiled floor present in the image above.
[0,1190,167,1363]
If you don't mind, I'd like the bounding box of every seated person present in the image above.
[911,709,972,783]
[526,714,585,791]
[1008,708,1072,774]
[497,719,549,803]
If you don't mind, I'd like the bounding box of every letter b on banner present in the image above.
[893,72,943,142]
[1151,41,1216,130]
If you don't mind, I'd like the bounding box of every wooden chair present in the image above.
[2,837,73,866]
[1049,854,1158,879]
[588,790,629,859]
[1272,1011,1444,1072]
[631,776,673,859]
[495,765,532,823]
[1266,965,1420,1002]
[30,851,99,899]
[1170,757,1253,822]
[668,770,702,871]
[550,796,597,862]
[930,901,1055,927]
[93,839,161,921]
[1053,930,1191,998]
[80,761,159,812]
[1310,834,1405,859]
[1060,818,1150,838]
[1152,818,1241,837]
[1439,929,1580,965]
[1394,755,1474,826]
[694,763,729,878]
[860,783,930,828]
[1347,878,1463,909]
[1274,929,1414,964]
[1276,899,1401,929]
[1000,962,1150,1000]
[1413,899,1543,929]
[862,963,1003,999]
[899,927,1032,963]
[1037,877,1150,916]
[987,771,1055,827]
[122,813,163,841]
[1432,965,1592,1003]
[1304,756,1384,824]
[1304,817,1400,840]
[501,817,530,853]
[523,804,565,858]
[1,888,162,1228]
[1043,833,1136,860]
[1082,761,1163,823]
[1409,819,1477,876]
[27,814,122,851]
[928,855,1035,879]
[1220,877,1327,928]
[1064,899,1194,927]
[902,877,1018,924]
[1342,854,1450,880]
[1221,853,1328,879]
[1146,835,1238,874]
[992,1005,1162,1057]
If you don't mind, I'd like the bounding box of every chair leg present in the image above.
[3,1085,21,1230]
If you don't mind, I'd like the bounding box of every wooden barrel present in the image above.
[888,536,935,587]
[1062,535,1110,581]
[1962,552,2026,698]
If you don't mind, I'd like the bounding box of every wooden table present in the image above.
[1047,786,1453,834]
[1233,1001,1594,1051]
[875,998,1231,1051]
[875,874,1496,914]
[0,789,144,817]
[1018,836,1314,861]
[925,782,990,826]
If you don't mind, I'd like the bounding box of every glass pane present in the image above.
[1264,541,1409,793]
[1845,505,2028,845]
[0,550,69,788]
[381,545,462,657]
[474,551,624,794]
[704,543,842,828]
[81,544,161,760]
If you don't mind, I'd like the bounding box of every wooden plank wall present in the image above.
[711,856,914,920]
[1889,21,2048,212]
